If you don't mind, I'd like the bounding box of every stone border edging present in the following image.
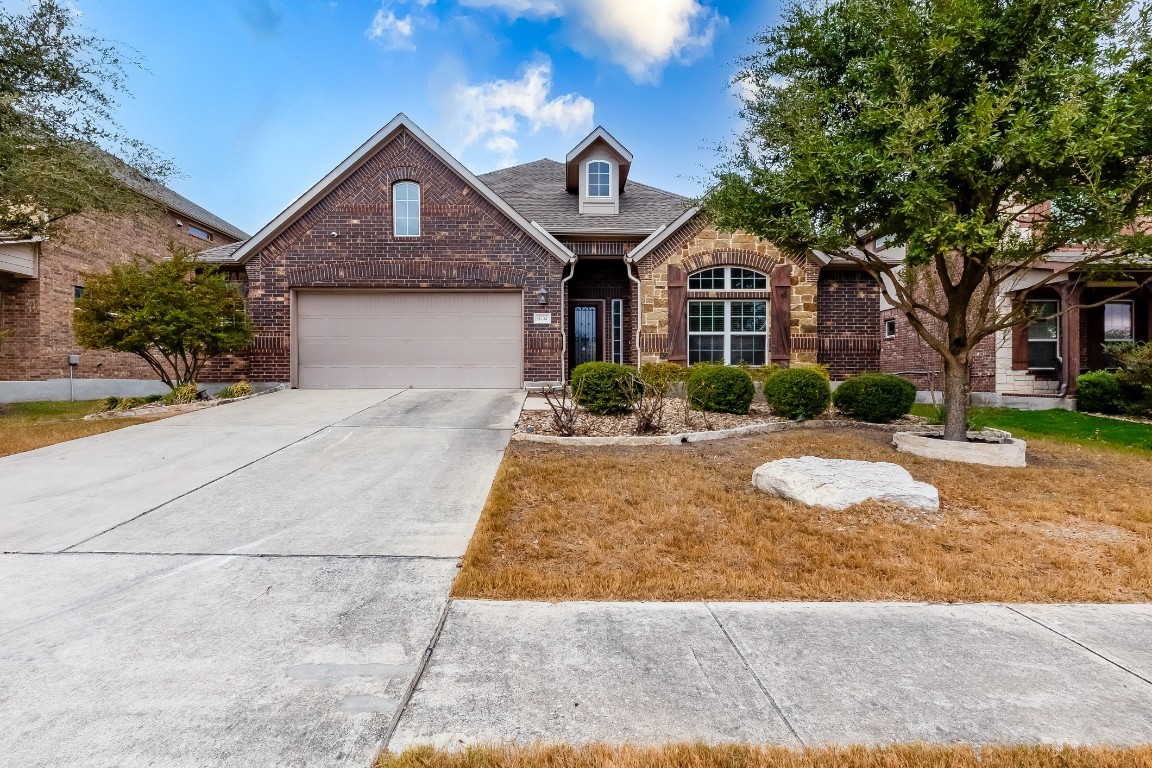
[83,384,288,421]
[512,419,909,446]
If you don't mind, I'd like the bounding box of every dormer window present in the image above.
[587,161,611,198]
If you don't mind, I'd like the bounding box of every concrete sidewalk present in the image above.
[390,600,1152,750]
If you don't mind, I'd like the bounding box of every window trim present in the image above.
[392,180,421,238]
[1103,300,1135,344]
[586,160,611,198]
[1026,298,1060,371]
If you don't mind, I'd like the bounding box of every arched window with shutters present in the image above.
[686,266,769,365]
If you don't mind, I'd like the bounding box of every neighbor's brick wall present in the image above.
[880,308,997,392]
[634,221,819,364]
[816,270,881,378]
[241,128,567,384]
[0,211,241,382]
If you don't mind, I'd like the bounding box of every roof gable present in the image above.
[226,114,573,265]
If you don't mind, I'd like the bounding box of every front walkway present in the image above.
[390,600,1152,749]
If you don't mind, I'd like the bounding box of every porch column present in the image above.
[1059,282,1082,395]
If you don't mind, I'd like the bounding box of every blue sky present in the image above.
[48,0,780,234]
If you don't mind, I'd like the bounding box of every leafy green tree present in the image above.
[0,0,172,237]
[74,249,253,387]
[702,0,1152,440]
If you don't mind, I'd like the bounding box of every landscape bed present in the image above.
[454,428,1152,603]
[379,743,1152,768]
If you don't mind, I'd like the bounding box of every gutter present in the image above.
[559,256,578,382]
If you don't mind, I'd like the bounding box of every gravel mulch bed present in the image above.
[517,395,928,437]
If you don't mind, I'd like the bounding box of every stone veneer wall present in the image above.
[634,221,820,365]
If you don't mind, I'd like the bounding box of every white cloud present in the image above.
[446,58,594,167]
[367,7,416,50]
[460,0,724,83]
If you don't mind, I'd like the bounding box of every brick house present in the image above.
[878,255,1152,405]
[193,114,882,389]
[0,178,247,401]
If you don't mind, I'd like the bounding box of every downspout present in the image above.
[626,260,642,369]
[559,256,578,383]
[625,224,668,370]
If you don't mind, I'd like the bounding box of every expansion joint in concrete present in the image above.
[704,602,806,746]
[377,596,455,758]
[1004,605,1152,689]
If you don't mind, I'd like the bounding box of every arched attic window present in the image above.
[393,181,421,237]
[687,266,769,365]
[586,161,611,197]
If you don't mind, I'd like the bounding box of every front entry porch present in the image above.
[566,259,634,374]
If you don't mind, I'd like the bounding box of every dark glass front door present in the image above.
[573,305,598,366]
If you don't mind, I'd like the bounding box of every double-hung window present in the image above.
[1026,299,1060,370]
[393,181,421,237]
[687,267,769,366]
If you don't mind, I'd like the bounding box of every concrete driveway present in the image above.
[0,388,522,768]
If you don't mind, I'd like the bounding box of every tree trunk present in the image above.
[942,357,970,442]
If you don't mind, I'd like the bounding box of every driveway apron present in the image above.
[0,388,522,768]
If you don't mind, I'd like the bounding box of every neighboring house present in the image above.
[194,114,881,390]
[0,177,247,402]
[878,253,1152,406]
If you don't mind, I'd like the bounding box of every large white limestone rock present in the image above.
[752,456,939,511]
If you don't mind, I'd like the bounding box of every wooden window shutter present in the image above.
[770,264,792,364]
[1011,298,1029,370]
[666,264,688,364]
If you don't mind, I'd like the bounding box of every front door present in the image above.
[572,304,599,366]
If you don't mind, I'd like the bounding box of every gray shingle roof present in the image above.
[195,241,246,263]
[478,159,691,235]
[126,175,248,241]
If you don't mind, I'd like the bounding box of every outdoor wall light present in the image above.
[537,287,548,305]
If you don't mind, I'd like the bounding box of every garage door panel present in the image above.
[295,292,523,389]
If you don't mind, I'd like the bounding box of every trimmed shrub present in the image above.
[739,363,784,383]
[639,362,688,396]
[763,366,832,419]
[217,380,253,400]
[161,382,199,406]
[687,364,755,414]
[571,362,634,415]
[832,373,916,423]
[1076,370,1124,414]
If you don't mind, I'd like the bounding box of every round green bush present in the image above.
[1076,370,1124,414]
[571,361,634,415]
[763,366,832,419]
[832,373,916,423]
[687,364,755,414]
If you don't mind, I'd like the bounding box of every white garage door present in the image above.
[295,291,523,389]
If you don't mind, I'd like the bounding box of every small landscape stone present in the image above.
[752,456,939,511]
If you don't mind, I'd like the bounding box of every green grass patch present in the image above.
[0,399,104,422]
[910,404,1152,451]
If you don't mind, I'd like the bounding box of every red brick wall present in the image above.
[880,308,997,392]
[0,210,241,382]
[239,128,568,384]
[816,270,881,378]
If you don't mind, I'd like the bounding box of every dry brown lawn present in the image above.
[379,744,1152,768]
[0,400,165,458]
[454,429,1152,602]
